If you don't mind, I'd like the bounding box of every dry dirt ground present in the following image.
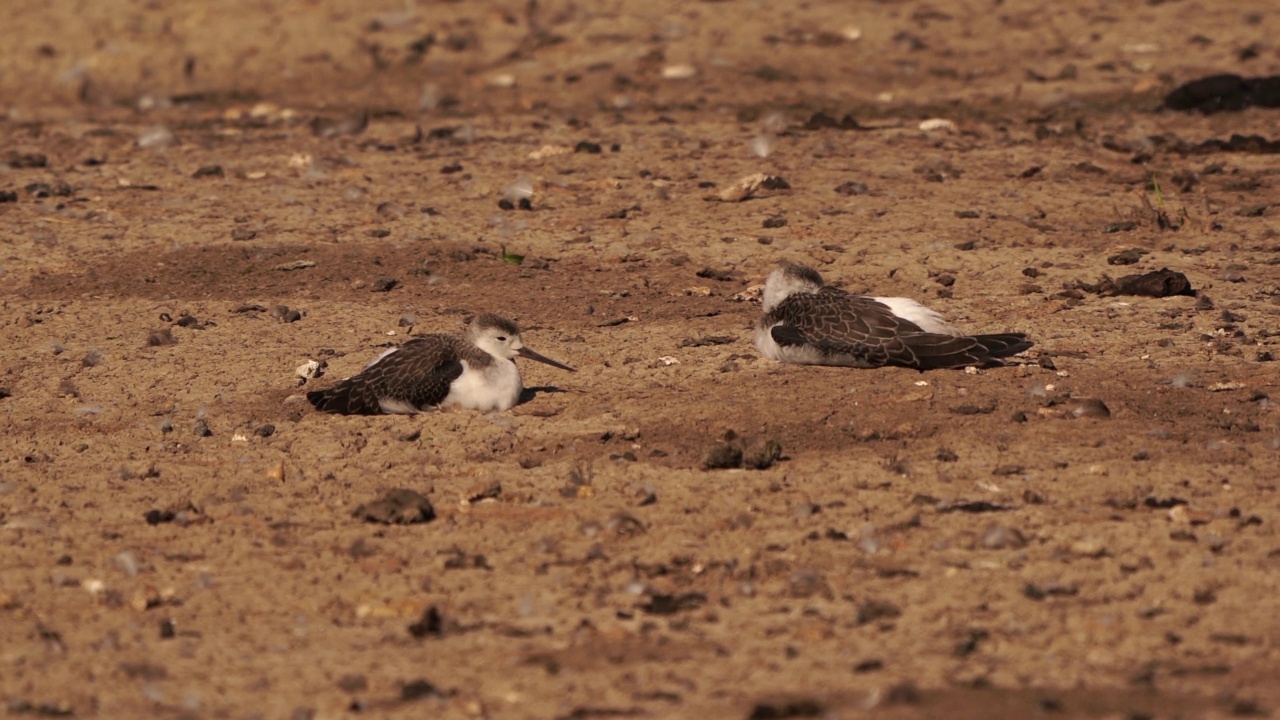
[3,1,1280,718]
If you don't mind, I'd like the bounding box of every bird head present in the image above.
[762,262,825,311]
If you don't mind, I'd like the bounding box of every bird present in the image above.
[307,313,574,415]
[754,262,1033,370]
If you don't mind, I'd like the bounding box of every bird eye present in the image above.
[496,336,507,342]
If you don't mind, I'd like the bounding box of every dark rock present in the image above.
[146,328,177,346]
[938,500,1010,513]
[834,181,869,196]
[803,112,865,130]
[1111,268,1195,297]
[5,152,47,168]
[1042,397,1111,419]
[407,606,443,638]
[640,592,706,615]
[1165,73,1253,113]
[1023,582,1078,600]
[144,509,176,525]
[747,698,826,719]
[371,277,399,292]
[1184,133,1280,154]
[1164,73,1280,114]
[399,679,442,702]
[353,489,436,525]
[855,600,901,625]
[192,165,224,178]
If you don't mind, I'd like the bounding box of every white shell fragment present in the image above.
[274,260,316,271]
[487,73,517,88]
[918,118,958,133]
[1207,382,1245,392]
[731,285,764,303]
[296,360,325,380]
[661,64,696,80]
[528,145,572,161]
[137,126,177,149]
[711,173,790,202]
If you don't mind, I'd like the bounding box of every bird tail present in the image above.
[307,378,382,415]
[972,333,1035,359]
[900,333,1033,370]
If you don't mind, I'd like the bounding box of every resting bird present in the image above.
[307,313,574,415]
[754,262,1033,370]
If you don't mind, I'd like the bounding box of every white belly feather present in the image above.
[444,358,523,412]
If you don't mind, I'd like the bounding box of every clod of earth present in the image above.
[1164,73,1280,114]
[702,443,743,470]
[1099,268,1195,297]
[639,592,706,615]
[1107,248,1148,265]
[353,489,436,525]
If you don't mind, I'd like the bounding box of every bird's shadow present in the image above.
[519,386,574,405]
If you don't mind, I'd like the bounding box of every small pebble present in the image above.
[137,126,176,149]
[981,524,1027,550]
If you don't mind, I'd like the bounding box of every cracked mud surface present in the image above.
[3,1,1280,718]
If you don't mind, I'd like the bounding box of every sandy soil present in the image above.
[3,1,1280,718]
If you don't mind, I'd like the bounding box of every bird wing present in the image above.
[767,291,925,367]
[308,335,468,415]
[368,337,468,410]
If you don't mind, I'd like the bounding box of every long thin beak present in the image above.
[517,346,576,372]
